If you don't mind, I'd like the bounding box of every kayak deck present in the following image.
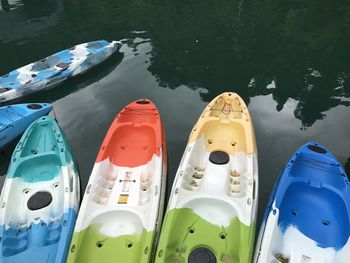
[255,142,350,263]
[0,116,80,262]
[0,40,121,102]
[68,99,166,263]
[156,92,258,263]
[0,103,52,149]
[69,212,154,262]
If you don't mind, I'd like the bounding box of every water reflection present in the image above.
[0,0,10,12]
[1,0,349,127]
[145,0,350,128]
[0,0,22,12]
[1,0,350,223]
[0,0,63,43]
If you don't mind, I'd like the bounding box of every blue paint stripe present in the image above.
[1,208,77,263]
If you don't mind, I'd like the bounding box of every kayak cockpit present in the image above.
[69,209,150,262]
[263,182,350,263]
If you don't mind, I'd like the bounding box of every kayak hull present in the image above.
[0,40,122,102]
[68,99,167,263]
[0,103,52,149]
[155,92,258,263]
[0,116,80,263]
[254,142,350,263]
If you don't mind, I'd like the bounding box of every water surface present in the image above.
[1,0,350,228]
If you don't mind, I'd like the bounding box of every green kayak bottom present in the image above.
[67,225,155,263]
[155,208,255,263]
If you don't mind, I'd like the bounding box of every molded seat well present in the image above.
[197,120,248,154]
[278,182,350,249]
[99,125,157,167]
[71,210,148,262]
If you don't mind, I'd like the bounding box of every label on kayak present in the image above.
[118,194,129,204]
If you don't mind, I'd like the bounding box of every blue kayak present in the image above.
[0,116,80,263]
[0,40,122,102]
[254,142,350,263]
[0,103,52,149]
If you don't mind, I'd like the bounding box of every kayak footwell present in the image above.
[155,208,254,263]
[1,209,77,262]
[69,221,154,263]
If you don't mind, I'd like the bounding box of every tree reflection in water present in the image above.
[146,0,350,128]
[1,0,350,128]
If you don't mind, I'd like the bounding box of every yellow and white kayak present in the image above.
[155,92,258,263]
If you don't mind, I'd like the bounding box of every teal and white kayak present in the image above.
[0,103,52,149]
[0,116,80,263]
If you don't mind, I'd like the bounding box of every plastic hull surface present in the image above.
[155,92,258,263]
[0,103,52,149]
[0,40,122,102]
[0,116,80,263]
[68,99,167,263]
[254,142,350,263]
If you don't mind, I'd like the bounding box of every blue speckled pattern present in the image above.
[0,40,122,102]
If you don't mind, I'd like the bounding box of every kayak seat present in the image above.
[278,181,350,249]
[69,210,150,262]
[100,125,157,167]
[88,210,144,237]
[180,197,239,228]
[198,120,248,154]
[2,221,56,256]
[13,154,61,182]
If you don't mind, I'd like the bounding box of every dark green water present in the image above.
[1,0,350,227]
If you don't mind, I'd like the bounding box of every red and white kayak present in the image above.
[67,99,167,263]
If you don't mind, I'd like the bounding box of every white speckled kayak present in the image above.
[0,40,122,102]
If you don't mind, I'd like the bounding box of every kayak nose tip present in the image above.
[136,99,151,105]
[305,141,328,154]
[111,40,122,48]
